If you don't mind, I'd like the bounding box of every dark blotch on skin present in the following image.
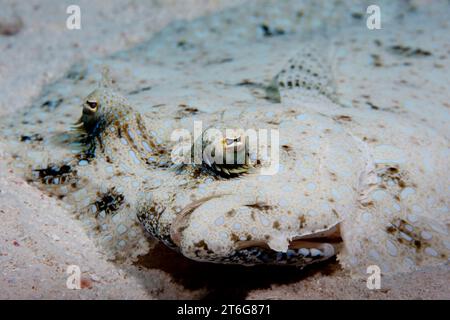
[194,240,210,250]
[245,203,273,211]
[298,215,306,228]
[194,240,214,257]
[378,165,409,191]
[92,187,125,216]
[226,209,236,217]
[33,163,77,186]
[273,221,281,230]
[387,218,427,252]
[34,164,72,179]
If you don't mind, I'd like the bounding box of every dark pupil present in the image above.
[87,101,98,109]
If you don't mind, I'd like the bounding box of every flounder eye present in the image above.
[225,138,234,145]
[225,137,241,145]
[225,138,235,145]
[84,100,98,113]
[199,133,249,178]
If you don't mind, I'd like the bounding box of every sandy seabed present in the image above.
[0,0,449,299]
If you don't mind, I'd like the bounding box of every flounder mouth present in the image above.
[197,129,251,178]
[170,195,342,264]
[222,224,342,266]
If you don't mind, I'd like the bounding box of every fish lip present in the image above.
[235,222,342,252]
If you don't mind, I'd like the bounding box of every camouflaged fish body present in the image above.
[0,0,449,276]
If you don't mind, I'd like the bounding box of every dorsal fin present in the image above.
[275,44,339,105]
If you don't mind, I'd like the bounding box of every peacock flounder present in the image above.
[0,0,449,277]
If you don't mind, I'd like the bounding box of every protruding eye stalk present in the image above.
[225,137,241,146]
[198,129,250,178]
[75,95,105,139]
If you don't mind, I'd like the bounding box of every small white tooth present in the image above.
[298,248,309,256]
[310,248,322,257]
[321,244,336,257]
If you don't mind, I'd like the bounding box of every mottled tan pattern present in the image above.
[0,0,449,281]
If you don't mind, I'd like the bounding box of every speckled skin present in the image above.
[0,0,449,275]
